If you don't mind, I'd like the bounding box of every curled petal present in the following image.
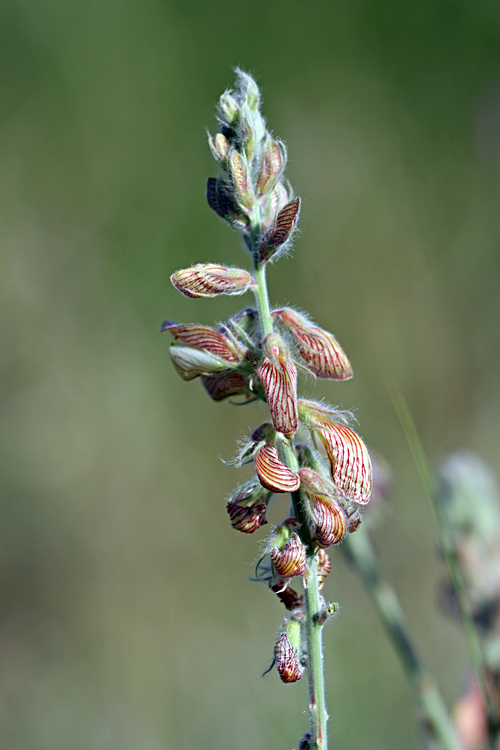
[311,495,348,548]
[274,633,303,683]
[168,346,232,381]
[162,321,246,363]
[316,549,331,590]
[201,373,249,402]
[298,400,372,504]
[254,444,300,493]
[226,501,267,533]
[257,334,298,436]
[171,264,254,299]
[272,308,352,380]
[317,424,372,505]
[271,533,306,578]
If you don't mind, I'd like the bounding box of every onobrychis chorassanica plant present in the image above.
[162,70,373,750]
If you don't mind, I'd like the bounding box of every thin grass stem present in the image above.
[392,389,498,744]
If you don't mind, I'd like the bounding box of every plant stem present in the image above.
[251,226,329,749]
[392,390,498,742]
[346,527,464,750]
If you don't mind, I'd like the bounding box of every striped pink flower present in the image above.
[298,400,372,505]
[171,264,254,299]
[254,443,300,493]
[226,501,268,533]
[272,308,352,381]
[162,321,248,381]
[270,532,306,578]
[257,334,298,437]
[311,495,348,548]
[274,632,303,683]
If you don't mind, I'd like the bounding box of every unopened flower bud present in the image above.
[227,501,267,533]
[259,197,301,263]
[257,139,287,196]
[219,91,239,125]
[298,400,373,505]
[275,619,303,683]
[235,68,260,112]
[254,443,300,493]
[171,264,254,299]
[272,308,353,381]
[316,548,331,590]
[257,334,298,437]
[201,373,249,402]
[271,532,306,578]
[229,150,255,210]
[208,132,230,163]
[312,496,348,548]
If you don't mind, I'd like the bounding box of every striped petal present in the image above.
[298,400,372,504]
[272,308,352,380]
[317,423,372,505]
[254,444,300,493]
[226,501,267,533]
[270,533,306,578]
[274,632,303,684]
[161,321,246,362]
[311,495,348,548]
[171,264,254,299]
[257,334,298,436]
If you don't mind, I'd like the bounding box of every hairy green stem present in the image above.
[346,527,464,750]
[393,391,498,743]
[251,225,329,749]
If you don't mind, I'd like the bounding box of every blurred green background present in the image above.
[1,1,499,748]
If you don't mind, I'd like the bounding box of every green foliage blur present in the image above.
[1,1,499,748]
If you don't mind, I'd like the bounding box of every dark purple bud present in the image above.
[227,501,267,533]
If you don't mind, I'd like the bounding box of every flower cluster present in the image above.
[163,71,372,710]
